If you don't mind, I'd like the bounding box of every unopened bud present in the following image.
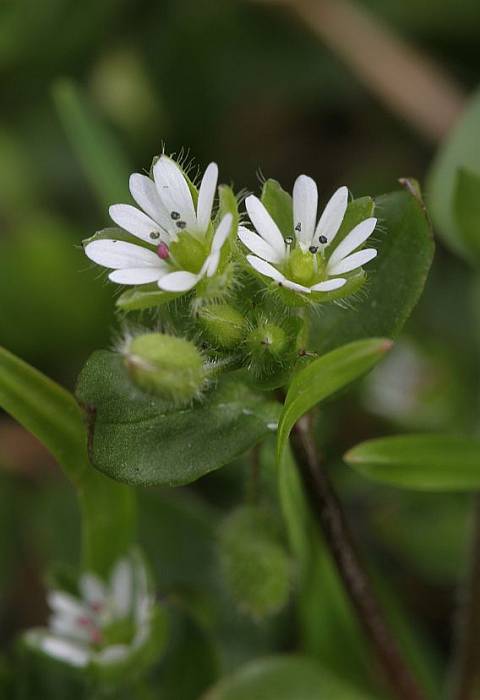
[218,506,291,620]
[198,303,246,348]
[246,322,287,361]
[125,333,206,405]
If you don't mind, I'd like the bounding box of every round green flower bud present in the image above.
[218,506,291,620]
[198,303,246,348]
[125,333,206,405]
[245,323,288,361]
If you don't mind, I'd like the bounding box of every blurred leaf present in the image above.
[76,350,281,487]
[277,338,392,467]
[427,87,480,259]
[453,167,480,262]
[345,434,480,490]
[53,79,131,210]
[0,347,135,575]
[202,655,376,699]
[310,187,433,353]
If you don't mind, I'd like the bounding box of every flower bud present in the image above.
[245,322,288,362]
[218,506,291,619]
[125,333,206,405]
[197,303,246,349]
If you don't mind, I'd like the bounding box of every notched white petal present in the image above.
[157,270,200,292]
[315,186,349,248]
[245,196,286,258]
[293,174,318,248]
[197,162,218,231]
[238,226,284,263]
[328,217,377,265]
[153,156,196,230]
[109,204,163,244]
[212,213,232,251]
[129,174,172,234]
[328,248,377,275]
[311,278,347,292]
[109,268,165,285]
[246,254,284,282]
[85,240,161,270]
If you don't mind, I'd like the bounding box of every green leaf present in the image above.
[277,339,392,466]
[309,186,433,354]
[202,655,376,700]
[453,167,480,262]
[345,434,480,491]
[427,87,480,259]
[0,346,135,575]
[52,79,131,210]
[261,179,293,236]
[116,287,180,312]
[76,351,281,487]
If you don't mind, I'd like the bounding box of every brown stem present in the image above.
[449,494,480,700]
[257,0,466,143]
[292,414,427,700]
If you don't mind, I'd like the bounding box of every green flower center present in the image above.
[284,248,327,287]
[169,232,208,274]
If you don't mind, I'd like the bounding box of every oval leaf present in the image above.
[345,434,480,491]
[76,351,281,486]
[203,655,375,700]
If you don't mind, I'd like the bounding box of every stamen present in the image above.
[149,231,160,240]
[285,236,293,245]
[295,222,302,232]
[309,245,318,254]
[319,235,328,245]
[176,221,186,229]
[170,211,180,220]
[157,242,170,260]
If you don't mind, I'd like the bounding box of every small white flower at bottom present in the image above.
[24,552,159,671]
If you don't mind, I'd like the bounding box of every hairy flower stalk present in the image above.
[84,156,233,293]
[239,176,377,298]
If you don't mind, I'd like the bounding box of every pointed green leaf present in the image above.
[0,346,135,575]
[345,434,480,491]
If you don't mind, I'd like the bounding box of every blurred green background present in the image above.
[1,0,480,697]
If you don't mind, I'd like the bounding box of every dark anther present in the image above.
[171,211,180,220]
[150,231,160,240]
[285,236,293,245]
[295,222,302,232]
[309,245,318,254]
[319,235,328,244]
[176,220,187,229]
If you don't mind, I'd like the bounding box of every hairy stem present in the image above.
[449,494,480,700]
[292,414,427,700]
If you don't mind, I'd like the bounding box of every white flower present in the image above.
[84,156,233,293]
[238,175,377,295]
[24,552,157,670]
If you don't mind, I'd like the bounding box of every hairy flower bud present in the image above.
[218,506,291,619]
[198,303,246,348]
[245,322,288,362]
[125,333,206,405]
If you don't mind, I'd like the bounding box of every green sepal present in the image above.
[261,179,293,236]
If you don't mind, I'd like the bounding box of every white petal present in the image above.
[281,278,312,294]
[293,174,318,248]
[50,614,91,643]
[311,278,347,292]
[238,226,283,263]
[129,174,172,236]
[212,213,233,251]
[204,251,220,277]
[85,240,161,270]
[109,268,166,285]
[196,162,218,231]
[245,196,286,258]
[34,633,90,667]
[79,574,107,608]
[328,217,377,265]
[48,591,87,619]
[95,645,129,665]
[246,255,284,282]
[109,204,164,244]
[111,560,133,618]
[328,248,377,275]
[153,156,196,230]
[157,270,200,292]
[315,186,349,247]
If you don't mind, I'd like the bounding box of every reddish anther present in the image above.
[157,242,170,260]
